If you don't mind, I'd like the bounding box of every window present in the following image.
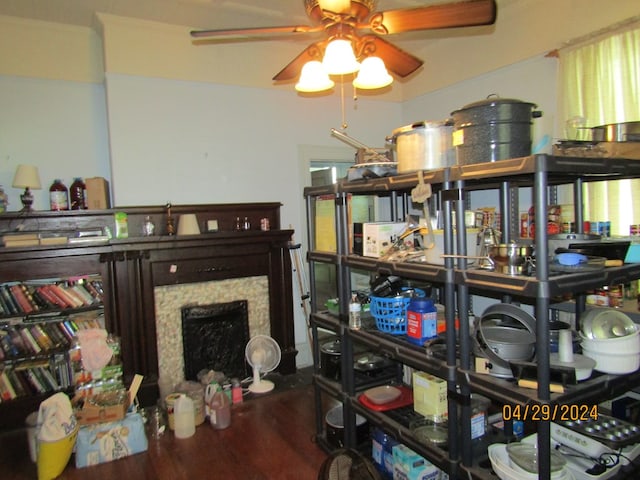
[558,23,640,235]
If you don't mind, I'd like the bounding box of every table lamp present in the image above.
[12,165,42,211]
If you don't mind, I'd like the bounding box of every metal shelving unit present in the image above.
[305,153,640,480]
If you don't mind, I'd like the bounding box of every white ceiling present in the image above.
[0,0,443,31]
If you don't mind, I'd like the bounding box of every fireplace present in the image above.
[181,300,250,381]
[154,276,270,389]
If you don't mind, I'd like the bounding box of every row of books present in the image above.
[0,277,104,317]
[0,355,72,401]
[0,313,105,361]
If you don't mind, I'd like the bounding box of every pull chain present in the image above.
[340,76,347,130]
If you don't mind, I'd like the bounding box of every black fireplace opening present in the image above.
[181,300,250,381]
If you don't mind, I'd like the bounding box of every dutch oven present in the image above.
[451,95,542,165]
[388,119,456,173]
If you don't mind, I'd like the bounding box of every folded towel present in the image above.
[37,392,77,442]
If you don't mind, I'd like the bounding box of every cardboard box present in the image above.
[85,177,111,210]
[74,392,128,425]
[363,222,406,258]
[412,371,448,422]
[392,444,441,480]
[75,413,148,468]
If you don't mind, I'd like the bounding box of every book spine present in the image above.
[48,284,75,309]
[29,286,53,310]
[72,284,95,305]
[0,286,20,315]
[7,369,28,397]
[22,368,45,394]
[19,327,41,355]
[20,285,39,312]
[30,325,53,351]
[56,321,75,342]
[38,285,67,309]
[7,327,28,356]
[61,284,86,307]
[0,370,17,400]
[0,332,18,358]
[42,322,67,349]
[10,285,33,314]
[38,366,59,391]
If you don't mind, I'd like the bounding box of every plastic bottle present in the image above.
[49,179,69,211]
[231,378,243,404]
[69,177,87,210]
[173,394,196,439]
[406,298,437,344]
[208,388,231,430]
[349,293,361,330]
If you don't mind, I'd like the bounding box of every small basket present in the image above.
[369,288,425,335]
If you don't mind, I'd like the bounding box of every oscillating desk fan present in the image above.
[245,335,281,394]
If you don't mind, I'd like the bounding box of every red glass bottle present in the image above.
[69,177,87,210]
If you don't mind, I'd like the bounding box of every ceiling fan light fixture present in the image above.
[322,39,360,75]
[353,56,393,90]
[295,61,335,92]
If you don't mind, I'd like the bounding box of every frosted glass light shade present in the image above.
[353,57,393,89]
[12,165,42,189]
[322,39,360,75]
[295,61,335,92]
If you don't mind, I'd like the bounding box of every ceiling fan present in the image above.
[190,0,497,83]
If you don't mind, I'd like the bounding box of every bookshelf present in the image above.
[0,203,295,429]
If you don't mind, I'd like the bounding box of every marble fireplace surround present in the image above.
[154,276,270,389]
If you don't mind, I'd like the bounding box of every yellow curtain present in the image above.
[558,24,640,235]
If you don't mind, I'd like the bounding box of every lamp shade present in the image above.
[322,39,360,75]
[353,57,393,89]
[296,61,335,92]
[12,165,42,190]
[177,214,201,235]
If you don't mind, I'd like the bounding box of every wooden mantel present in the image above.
[0,203,296,427]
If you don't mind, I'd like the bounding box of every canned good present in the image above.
[608,284,624,309]
[593,287,610,307]
[260,218,270,231]
[562,222,574,234]
[631,225,640,236]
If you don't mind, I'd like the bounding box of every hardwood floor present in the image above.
[1,378,328,480]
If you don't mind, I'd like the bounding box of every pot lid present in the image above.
[391,119,452,137]
[321,339,341,354]
[483,326,535,345]
[451,95,537,114]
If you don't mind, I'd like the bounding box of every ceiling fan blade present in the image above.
[368,0,497,35]
[272,42,325,82]
[190,24,322,39]
[359,36,423,78]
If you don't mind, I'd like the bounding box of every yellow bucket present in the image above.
[37,425,78,480]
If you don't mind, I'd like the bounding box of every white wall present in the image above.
[0,75,110,211]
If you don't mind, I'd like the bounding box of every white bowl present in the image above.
[580,329,640,355]
[488,443,572,480]
[581,347,640,374]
